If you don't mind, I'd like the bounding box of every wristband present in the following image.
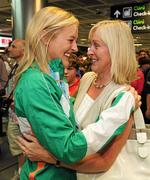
[55,160,61,167]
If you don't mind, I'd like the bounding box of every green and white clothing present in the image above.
[14,61,135,180]
[74,72,134,179]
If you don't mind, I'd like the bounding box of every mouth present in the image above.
[65,75,69,77]
[64,53,71,57]
[92,59,98,64]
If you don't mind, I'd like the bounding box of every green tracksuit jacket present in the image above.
[14,60,87,180]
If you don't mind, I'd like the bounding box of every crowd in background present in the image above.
[135,49,150,124]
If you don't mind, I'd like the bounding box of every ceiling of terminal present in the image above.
[0,0,150,51]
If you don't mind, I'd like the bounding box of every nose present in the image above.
[8,46,12,51]
[64,68,68,75]
[87,47,93,56]
[71,41,78,52]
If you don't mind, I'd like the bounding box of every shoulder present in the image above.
[16,67,50,93]
[137,69,144,77]
[81,72,96,81]
[112,90,135,111]
[20,68,43,87]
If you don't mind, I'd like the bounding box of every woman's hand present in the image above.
[126,86,141,110]
[16,133,56,164]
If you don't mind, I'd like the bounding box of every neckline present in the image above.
[93,77,111,89]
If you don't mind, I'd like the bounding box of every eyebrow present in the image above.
[92,39,105,45]
[11,43,24,49]
[70,35,77,39]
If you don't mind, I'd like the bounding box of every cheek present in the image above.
[48,43,61,59]
[68,71,74,78]
[66,75,71,83]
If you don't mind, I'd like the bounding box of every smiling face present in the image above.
[47,24,78,66]
[87,32,111,76]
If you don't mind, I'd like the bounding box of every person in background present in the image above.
[0,48,11,75]
[0,51,8,148]
[6,39,25,180]
[7,39,25,94]
[139,57,150,75]
[64,53,80,97]
[16,19,141,180]
[142,69,150,123]
[130,68,144,95]
[0,55,8,90]
[130,56,149,95]
[144,70,150,122]
[139,57,150,124]
[8,39,25,67]
[138,49,150,59]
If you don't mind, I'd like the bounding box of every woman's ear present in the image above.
[39,29,49,46]
[41,34,49,46]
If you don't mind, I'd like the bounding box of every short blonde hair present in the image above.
[15,6,79,85]
[89,20,137,84]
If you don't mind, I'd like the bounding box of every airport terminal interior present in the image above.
[0,0,150,179]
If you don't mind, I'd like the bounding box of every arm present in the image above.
[16,115,133,172]
[15,74,139,164]
[81,91,136,154]
[145,94,150,119]
[61,115,133,173]
[16,87,140,172]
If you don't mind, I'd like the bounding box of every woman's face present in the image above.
[47,24,78,66]
[87,32,111,75]
[64,66,77,85]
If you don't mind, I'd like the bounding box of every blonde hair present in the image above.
[89,20,138,84]
[15,6,79,86]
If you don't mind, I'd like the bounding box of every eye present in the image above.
[68,39,74,42]
[67,67,74,70]
[11,44,16,48]
[93,42,100,48]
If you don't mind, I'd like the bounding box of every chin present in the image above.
[62,58,69,67]
[91,66,97,73]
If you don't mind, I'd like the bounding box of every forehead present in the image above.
[90,33,104,45]
[12,40,19,45]
[140,52,146,54]
[59,24,78,37]
[11,40,24,49]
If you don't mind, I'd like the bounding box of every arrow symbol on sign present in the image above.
[114,10,121,18]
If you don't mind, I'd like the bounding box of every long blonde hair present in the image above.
[15,6,79,86]
[89,20,138,84]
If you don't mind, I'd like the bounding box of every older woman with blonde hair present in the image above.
[15,7,140,180]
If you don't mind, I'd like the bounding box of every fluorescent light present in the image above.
[134,43,142,47]
[6,19,12,22]
[80,38,87,41]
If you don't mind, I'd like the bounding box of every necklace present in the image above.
[93,77,111,89]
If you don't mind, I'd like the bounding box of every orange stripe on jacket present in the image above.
[29,162,45,180]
